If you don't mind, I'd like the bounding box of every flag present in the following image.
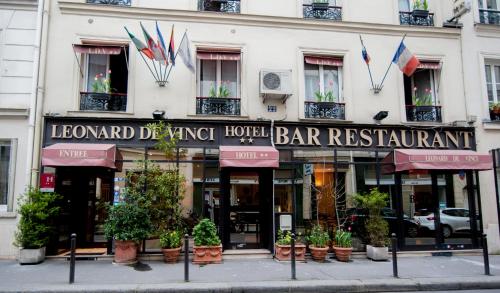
[168,25,175,65]
[392,41,420,76]
[140,22,166,63]
[156,21,168,65]
[362,45,370,65]
[177,32,195,73]
[124,27,154,60]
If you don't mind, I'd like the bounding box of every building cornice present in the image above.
[58,1,461,39]
[0,0,37,11]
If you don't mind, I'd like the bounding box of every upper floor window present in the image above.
[304,56,345,120]
[479,0,500,25]
[0,140,14,212]
[399,0,434,26]
[303,0,342,21]
[86,0,131,6]
[485,63,500,121]
[196,50,241,116]
[403,62,442,122]
[74,44,129,112]
[198,0,240,13]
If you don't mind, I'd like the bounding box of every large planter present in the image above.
[114,240,139,265]
[18,247,46,265]
[309,246,329,262]
[412,9,429,18]
[162,247,181,263]
[274,244,306,261]
[366,245,389,261]
[193,245,222,264]
[333,246,352,262]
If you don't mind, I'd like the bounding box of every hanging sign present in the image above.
[452,0,471,20]
[40,173,56,192]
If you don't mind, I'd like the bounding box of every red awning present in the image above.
[305,56,343,66]
[382,149,493,173]
[219,146,279,168]
[197,51,241,61]
[42,143,121,170]
[73,44,122,55]
[417,61,441,70]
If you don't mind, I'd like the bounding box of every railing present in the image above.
[479,9,500,25]
[304,101,345,120]
[406,105,442,122]
[198,0,240,13]
[399,11,434,26]
[80,92,127,112]
[303,4,342,21]
[196,97,241,115]
[86,0,131,5]
[490,110,500,121]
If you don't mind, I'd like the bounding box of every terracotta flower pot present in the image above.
[274,244,306,261]
[193,245,222,264]
[162,247,181,263]
[333,246,352,262]
[114,240,138,265]
[309,246,329,262]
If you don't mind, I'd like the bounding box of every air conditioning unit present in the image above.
[260,69,292,103]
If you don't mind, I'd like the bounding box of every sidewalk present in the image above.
[1,255,500,292]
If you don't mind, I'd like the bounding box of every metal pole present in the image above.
[483,234,490,276]
[291,232,296,280]
[184,234,189,282]
[391,233,398,278]
[69,233,76,284]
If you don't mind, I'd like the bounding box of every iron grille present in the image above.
[479,9,500,25]
[303,4,342,21]
[196,97,241,116]
[80,92,127,112]
[198,0,240,13]
[406,105,442,122]
[86,0,131,5]
[304,101,345,120]
[399,11,434,26]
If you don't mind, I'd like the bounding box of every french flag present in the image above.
[392,41,420,76]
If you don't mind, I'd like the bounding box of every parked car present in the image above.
[344,208,420,241]
[413,208,478,238]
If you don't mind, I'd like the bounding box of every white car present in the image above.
[413,208,477,238]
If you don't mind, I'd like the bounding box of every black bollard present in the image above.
[184,234,189,282]
[291,233,296,280]
[69,233,76,284]
[391,233,398,278]
[483,234,490,276]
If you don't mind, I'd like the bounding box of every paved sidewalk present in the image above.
[1,255,500,292]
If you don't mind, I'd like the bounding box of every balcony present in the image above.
[399,11,434,26]
[86,0,131,5]
[479,9,500,25]
[303,4,342,21]
[406,105,442,122]
[196,97,241,116]
[304,101,345,120]
[79,92,127,112]
[490,110,500,121]
[198,0,240,13]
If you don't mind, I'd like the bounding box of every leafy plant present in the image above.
[412,87,433,106]
[334,230,352,248]
[91,71,114,94]
[314,90,336,102]
[208,84,231,98]
[276,230,303,245]
[352,188,389,247]
[413,0,428,10]
[489,102,500,112]
[159,230,182,249]
[14,189,62,249]
[306,225,330,248]
[104,202,152,242]
[192,219,221,246]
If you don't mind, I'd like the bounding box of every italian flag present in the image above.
[125,27,154,60]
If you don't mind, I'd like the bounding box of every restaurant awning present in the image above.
[219,146,279,168]
[42,143,122,170]
[382,149,493,174]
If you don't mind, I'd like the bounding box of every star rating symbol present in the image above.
[248,137,254,144]
[240,137,246,144]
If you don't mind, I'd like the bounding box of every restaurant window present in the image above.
[403,62,441,122]
[0,140,14,212]
[485,62,500,121]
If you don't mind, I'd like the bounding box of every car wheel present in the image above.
[442,225,452,238]
[407,226,418,238]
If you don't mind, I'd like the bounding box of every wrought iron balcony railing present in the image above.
[303,4,342,21]
[304,101,345,120]
[479,9,500,25]
[198,0,240,13]
[80,92,127,112]
[196,97,241,116]
[399,11,434,26]
[406,105,442,122]
[86,0,131,5]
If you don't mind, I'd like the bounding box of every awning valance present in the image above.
[382,149,493,174]
[73,44,122,55]
[42,143,121,170]
[305,56,343,66]
[197,51,241,61]
[219,146,279,168]
[417,61,441,70]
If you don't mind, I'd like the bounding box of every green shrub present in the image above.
[353,188,389,247]
[14,188,62,249]
[192,219,221,246]
[306,225,330,248]
[334,230,352,248]
[276,229,292,245]
[159,230,182,249]
[104,203,152,242]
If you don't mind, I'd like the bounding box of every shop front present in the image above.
[41,116,492,254]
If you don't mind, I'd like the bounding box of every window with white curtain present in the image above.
[0,140,14,212]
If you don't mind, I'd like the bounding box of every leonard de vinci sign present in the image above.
[43,117,476,150]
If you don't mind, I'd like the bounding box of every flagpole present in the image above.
[165,30,187,82]
[359,35,375,90]
[378,33,407,89]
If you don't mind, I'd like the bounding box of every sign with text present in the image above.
[40,173,55,192]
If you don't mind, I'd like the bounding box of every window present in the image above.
[399,0,434,26]
[479,0,500,24]
[399,0,411,11]
[484,63,500,120]
[0,140,13,212]
[303,0,342,20]
[198,0,240,13]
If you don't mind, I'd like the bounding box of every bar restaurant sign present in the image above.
[44,117,475,150]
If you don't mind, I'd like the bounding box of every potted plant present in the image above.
[104,202,152,265]
[159,230,182,263]
[312,0,330,11]
[14,188,61,265]
[274,230,306,261]
[306,224,330,262]
[412,0,429,18]
[333,229,352,262]
[353,188,390,261]
[192,218,222,264]
[489,102,500,121]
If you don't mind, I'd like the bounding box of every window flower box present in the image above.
[412,9,429,18]
[312,2,329,11]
